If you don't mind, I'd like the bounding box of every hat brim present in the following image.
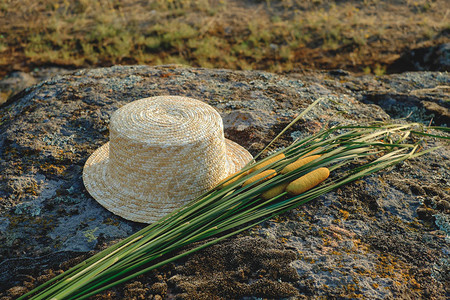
[83,139,253,223]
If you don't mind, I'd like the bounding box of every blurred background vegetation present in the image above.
[0,0,448,77]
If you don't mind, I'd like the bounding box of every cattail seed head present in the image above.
[260,182,289,200]
[218,170,249,188]
[281,155,322,174]
[286,167,330,195]
[243,169,277,187]
[249,153,285,173]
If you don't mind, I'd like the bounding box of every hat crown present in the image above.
[109,96,223,145]
[106,96,229,205]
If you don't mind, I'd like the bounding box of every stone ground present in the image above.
[0,65,449,299]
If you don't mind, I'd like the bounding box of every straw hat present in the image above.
[83,96,253,223]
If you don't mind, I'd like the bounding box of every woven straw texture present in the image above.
[83,96,253,223]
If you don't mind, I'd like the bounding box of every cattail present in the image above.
[218,170,249,188]
[281,155,321,174]
[301,147,322,157]
[249,153,285,173]
[261,182,289,200]
[286,167,330,195]
[243,169,277,187]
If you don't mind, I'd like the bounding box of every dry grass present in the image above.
[0,0,448,76]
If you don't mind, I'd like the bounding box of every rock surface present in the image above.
[0,65,449,299]
[0,68,71,106]
[388,43,450,73]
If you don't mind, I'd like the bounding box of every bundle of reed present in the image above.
[19,113,448,300]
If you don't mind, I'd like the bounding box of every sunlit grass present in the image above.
[0,0,447,75]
